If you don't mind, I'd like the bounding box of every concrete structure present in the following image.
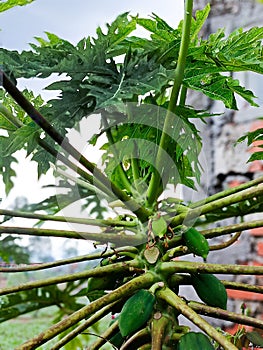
[184,0,263,334]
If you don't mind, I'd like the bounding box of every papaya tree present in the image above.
[1,0,263,349]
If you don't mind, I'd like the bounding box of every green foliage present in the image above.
[0,89,52,192]
[0,0,35,13]
[19,178,107,219]
[1,10,262,197]
[0,286,59,322]
[0,236,30,263]
[236,121,263,162]
[1,10,262,199]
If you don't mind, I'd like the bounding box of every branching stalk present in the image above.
[171,185,263,227]
[0,102,24,127]
[191,175,263,209]
[0,101,113,197]
[16,272,158,349]
[159,260,263,276]
[131,141,146,193]
[209,232,242,251]
[167,220,263,251]
[189,301,263,330]
[0,260,142,296]
[103,115,133,194]
[202,220,263,239]
[222,280,263,294]
[51,301,119,349]
[54,166,112,200]
[0,246,138,272]
[120,328,151,350]
[168,275,263,294]
[151,315,169,350]
[157,287,238,350]
[89,320,119,350]
[0,225,145,246]
[0,209,137,228]
[179,85,188,106]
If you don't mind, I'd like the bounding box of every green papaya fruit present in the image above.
[87,275,116,293]
[178,332,214,350]
[119,289,155,337]
[191,273,228,309]
[182,228,209,260]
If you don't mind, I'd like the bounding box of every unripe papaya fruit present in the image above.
[178,332,214,350]
[119,289,155,337]
[87,275,116,293]
[182,228,209,260]
[191,273,227,309]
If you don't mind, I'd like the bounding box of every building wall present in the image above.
[184,0,263,334]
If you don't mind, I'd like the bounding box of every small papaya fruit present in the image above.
[119,289,155,337]
[182,227,209,260]
[87,275,116,293]
[178,332,214,350]
[191,273,227,309]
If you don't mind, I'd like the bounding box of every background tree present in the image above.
[0,196,30,263]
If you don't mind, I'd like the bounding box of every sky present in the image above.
[1,0,184,50]
[0,0,184,258]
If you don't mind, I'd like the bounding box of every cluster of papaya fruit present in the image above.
[86,220,228,349]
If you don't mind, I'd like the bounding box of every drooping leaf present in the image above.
[0,140,18,194]
[2,123,39,157]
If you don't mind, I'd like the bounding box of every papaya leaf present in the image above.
[190,3,210,41]
[236,127,263,146]
[235,123,263,162]
[0,0,35,13]
[248,151,263,162]
[0,285,82,323]
[2,123,39,157]
[0,143,17,194]
[204,26,263,74]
